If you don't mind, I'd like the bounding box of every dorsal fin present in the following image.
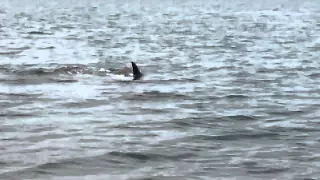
[131,62,143,80]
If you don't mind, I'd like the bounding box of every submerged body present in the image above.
[9,61,144,83]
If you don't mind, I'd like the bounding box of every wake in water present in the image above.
[0,61,139,84]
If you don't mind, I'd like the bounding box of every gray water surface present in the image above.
[1,0,320,179]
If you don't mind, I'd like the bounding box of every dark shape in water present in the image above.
[131,62,143,80]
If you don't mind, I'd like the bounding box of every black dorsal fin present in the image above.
[131,62,143,80]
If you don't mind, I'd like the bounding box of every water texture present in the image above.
[0,0,320,179]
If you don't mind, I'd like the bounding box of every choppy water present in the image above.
[1,0,320,179]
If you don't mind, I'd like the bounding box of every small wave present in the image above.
[267,109,305,116]
[159,78,200,83]
[0,76,77,85]
[308,72,320,78]
[206,66,235,71]
[0,92,43,97]
[0,125,17,133]
[162,116,215,129]
[0,151,195,179]
[37,46,55,50]
[222,115,257,121]
[122,107,175,115]
[15,68,56,76]
[267,126,320,133]
[0,50,23,56]
[191,132,279,141]
[108,151,195,162]
[120,91,190,101]
[224,94,249,99]
[247,167,289,174]
[59,99,107,109]
[0,112,35,117]
[28,31,54,35]
[50,78,78,83]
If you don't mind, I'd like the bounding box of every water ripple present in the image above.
[0,0,320,179]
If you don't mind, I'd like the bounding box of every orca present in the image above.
[46,62,144,81]
[131,62,143,80]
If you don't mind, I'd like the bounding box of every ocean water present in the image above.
[0,0,320,179]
